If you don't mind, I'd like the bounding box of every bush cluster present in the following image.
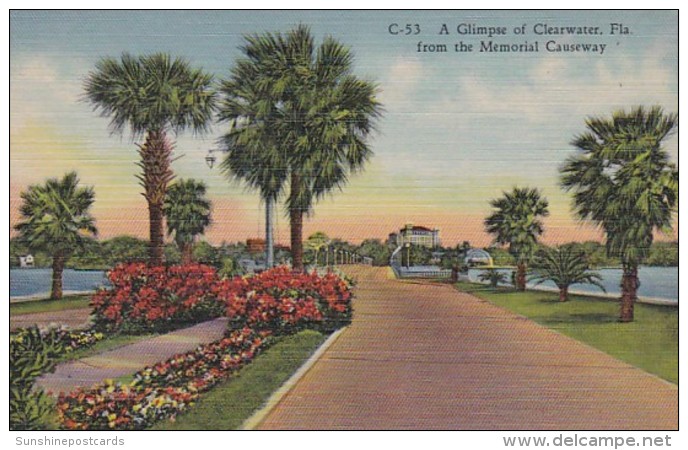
[90,263,225,333]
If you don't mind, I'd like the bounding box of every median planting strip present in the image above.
[240,327,346,430]
[152,330,328,430]
[12,264,355,430]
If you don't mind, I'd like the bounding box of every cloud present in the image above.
[377,57,425,109]
[10,54,87,131]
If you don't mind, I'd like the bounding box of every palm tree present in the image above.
[218,62,287,268]
[14,172,97,299]
[305,232,330,267]
[478,268,508,288]
[219,25,382,272]
[561,106,677,321]
[529,245,606,302]
[484,187,549,291]
[84,53,216,265]
[163,179,212,264]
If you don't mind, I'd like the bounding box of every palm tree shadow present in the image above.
[544,313,617,325]
[489,287,519,295]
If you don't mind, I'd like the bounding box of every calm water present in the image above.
[10,266,679,302]
[467,266,678,302]
[10,269,109,298]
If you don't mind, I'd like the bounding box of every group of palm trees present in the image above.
[484,106,677,322]
[14,25,381,299]
[86,25,380,273]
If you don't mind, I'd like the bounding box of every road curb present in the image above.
[240,326,346,430]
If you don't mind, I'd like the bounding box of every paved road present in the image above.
[37,318,228,395]
[257,266,678,430]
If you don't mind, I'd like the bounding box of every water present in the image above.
[10,266,679,303]
[10,269,109,299]
[467,266,678,303]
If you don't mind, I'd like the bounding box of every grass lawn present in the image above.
[455,282,678,384]
[10,295,91,316]
[152,329,327,430]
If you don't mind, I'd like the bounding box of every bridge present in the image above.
[390,246,494,279]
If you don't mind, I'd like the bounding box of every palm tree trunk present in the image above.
[51,252,66,300]
[619,264,638,322]
[149,203,165,265]
[516,262,527,291]
[265,197,274,268]
[138,129,175,266]
[290,173,304,272]
[182,242,194,265]
[559,286,569,302]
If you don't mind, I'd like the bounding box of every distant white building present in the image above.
[388,223,441,248]
[19,254,34,268]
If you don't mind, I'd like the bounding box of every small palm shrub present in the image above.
[529,245,606,302]
[478,268,509,288]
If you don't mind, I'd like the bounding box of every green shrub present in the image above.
[10,327,64,430]
[219,256,245,278]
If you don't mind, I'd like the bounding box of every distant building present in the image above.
[246,238,266,254]
[19,254,34,268]
[387,223,441,248]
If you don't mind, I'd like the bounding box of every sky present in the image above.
[9,10,678,247]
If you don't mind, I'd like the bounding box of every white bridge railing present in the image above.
[394,267,453,279]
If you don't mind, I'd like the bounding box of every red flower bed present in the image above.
[91,263,225,333]
[91,264,352,335]
[62,265,355,430]
[57,328,265,430]
[215,267,352,334]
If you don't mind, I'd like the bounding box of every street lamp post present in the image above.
[206,148,274,268]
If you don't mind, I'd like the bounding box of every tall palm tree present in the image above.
[561,106,677,322]
[14,172,97,299]
[84,53,216,265]
[529,245,606,302]
[219,25,382,272]
[218,62,287,268]
[484,187,549,291]
[163,179,212,264]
